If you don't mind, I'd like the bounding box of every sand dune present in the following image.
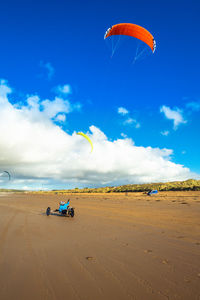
[0,191,200,300]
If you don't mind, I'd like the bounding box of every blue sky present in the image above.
[0,0,200,190]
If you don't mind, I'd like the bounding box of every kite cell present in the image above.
[77,132,93,153]
[0,171,11,181]
[104,23,156,53]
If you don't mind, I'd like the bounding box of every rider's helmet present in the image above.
[60,201,65,205]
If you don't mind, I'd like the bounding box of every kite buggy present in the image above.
[46,200,75,218]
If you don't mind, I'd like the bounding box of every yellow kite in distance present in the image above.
[76,132,93,153]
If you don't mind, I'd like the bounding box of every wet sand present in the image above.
[0,191,200,300]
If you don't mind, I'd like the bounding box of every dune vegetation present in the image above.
[41,179,200,194]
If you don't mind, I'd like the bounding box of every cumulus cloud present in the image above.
[39,61,55,80]
[118,107,129,115]
[0,80,197,190]
[41,97,71,118]
[160,105,187,130]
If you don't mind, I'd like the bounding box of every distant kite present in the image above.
[1,171,11,180]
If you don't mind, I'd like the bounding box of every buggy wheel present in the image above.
[70,208,74,218]
[46,207,51,216]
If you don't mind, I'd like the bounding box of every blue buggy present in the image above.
[46,200,75,217]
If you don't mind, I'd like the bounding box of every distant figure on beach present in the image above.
[147,190,158,196]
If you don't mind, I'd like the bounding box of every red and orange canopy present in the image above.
[104,23,156,53]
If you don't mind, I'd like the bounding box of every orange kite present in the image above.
[104,23,156,53]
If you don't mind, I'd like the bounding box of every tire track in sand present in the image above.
[22,214,58,300]
[0,213,17,263]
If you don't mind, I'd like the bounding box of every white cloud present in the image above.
[123,118,140,128]
[123,117,134,124]
[135,122,141,129]
[54,84,72,95]
[160,105,187,130]
[27,95,40,110]
[0,80,197,189]
[22,186,32,190]
[41,97,71,118]
[161,130,169,136]
[186,101,200,111]
[118,107,140,128]
[0,79,12,97]
[55,114,66,122]
[121,133,127,138]
[118,107,129,115]
[39,61,55,80]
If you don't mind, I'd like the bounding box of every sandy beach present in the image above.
[0,191,200,300]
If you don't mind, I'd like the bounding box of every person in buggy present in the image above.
[46,199,74,217]
[58,200,70,213]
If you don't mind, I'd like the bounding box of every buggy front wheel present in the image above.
[46,207,51,216]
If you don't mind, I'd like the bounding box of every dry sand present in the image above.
[0,191,200,300]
